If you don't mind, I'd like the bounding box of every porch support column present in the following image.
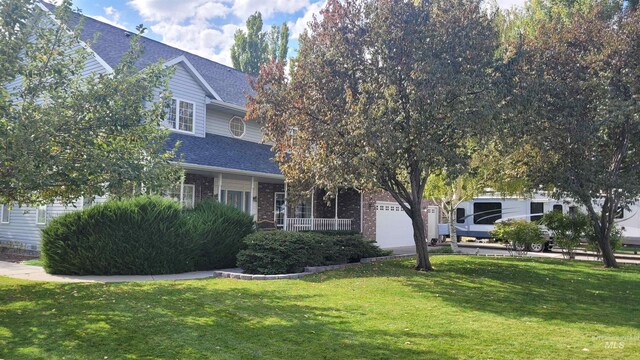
[250,176,255,219]
[311,187,315,230]
[217,173,223,202]
[284,182,288,231]
[179,178,184,207]
[335,188,339,230]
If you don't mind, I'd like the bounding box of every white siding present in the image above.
[0,205,41,250]
[163,63,207,138]
[206,107,264,143]
[4,45,109,96]
[0,196,107,250]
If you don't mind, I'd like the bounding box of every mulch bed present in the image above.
[0,249,39,263]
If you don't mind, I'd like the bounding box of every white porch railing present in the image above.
[286,218,353,232]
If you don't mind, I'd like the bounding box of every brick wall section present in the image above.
[311,188,361,232]
[257,183,284,224]
[361,190,431,242]
[337,188,362,232]
[184,173,216,205]
[313,188,334,219]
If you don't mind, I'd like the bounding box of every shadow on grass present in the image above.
[0,280,457,359]
[305,256,640,328]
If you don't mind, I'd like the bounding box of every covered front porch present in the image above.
[172,168,361,233]
[280,188,361,232]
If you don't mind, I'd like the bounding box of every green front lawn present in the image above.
[20,259,43,267]
[1,256,638,359]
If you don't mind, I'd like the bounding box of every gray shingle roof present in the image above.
[168,133,282,175]
[41,2,254,107]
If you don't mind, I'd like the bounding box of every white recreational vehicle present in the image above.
[438,193,640,250]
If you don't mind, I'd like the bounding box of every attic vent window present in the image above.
[229,116,245,138]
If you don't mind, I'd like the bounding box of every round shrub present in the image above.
[183,200,255,270]
[41,196,197,275]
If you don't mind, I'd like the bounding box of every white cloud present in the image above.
[230,0,310,19]
[289,1,325,40]
[127,0,316,67]
[90,6,127,30]
[150,20,241,66]
[128,0,230,22]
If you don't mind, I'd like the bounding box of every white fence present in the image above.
[286,218,353,232]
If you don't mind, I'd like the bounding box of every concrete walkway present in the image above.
[0,261,216,283]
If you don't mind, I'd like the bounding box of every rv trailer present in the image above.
[438,194,640,250]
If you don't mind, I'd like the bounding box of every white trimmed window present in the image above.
[229,116,245,138]
[36,205,47,225]
[1,204,9,224]
[220,190,252,215]
[166,183,195,209]
[82,196,94,209]
[167,98,195,133]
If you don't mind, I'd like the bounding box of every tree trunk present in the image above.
[584,200,618,268]
[594,222,618,268]
[448,208,459,252]
[411,206,434,271]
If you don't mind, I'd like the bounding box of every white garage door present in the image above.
[375,201,414,248]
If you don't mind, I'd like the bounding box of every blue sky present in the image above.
[48,0,525,66]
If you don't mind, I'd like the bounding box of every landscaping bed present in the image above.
[0,250,38,264]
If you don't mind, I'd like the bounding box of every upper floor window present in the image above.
[229,116,245,138]
[167,98,195,133]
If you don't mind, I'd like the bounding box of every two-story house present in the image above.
[0,2,437,253]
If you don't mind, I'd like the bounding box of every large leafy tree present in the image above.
[0,0,181,206]
[503,2,639,267]
[247,0,499,271]
[230,12,289,74]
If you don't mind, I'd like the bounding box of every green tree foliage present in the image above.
[230,12,289,74]
[268,22,289,64]
[0,0,181,206]
[491,220,545,255]
[502,3,640,268]
[247,0,499,271]
[424,172,483,251]
[541,210,590,259]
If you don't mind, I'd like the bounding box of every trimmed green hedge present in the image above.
[41,196,194,275]
[237,231,390,274]
[41,196,254,275]
[184,200,254,270]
